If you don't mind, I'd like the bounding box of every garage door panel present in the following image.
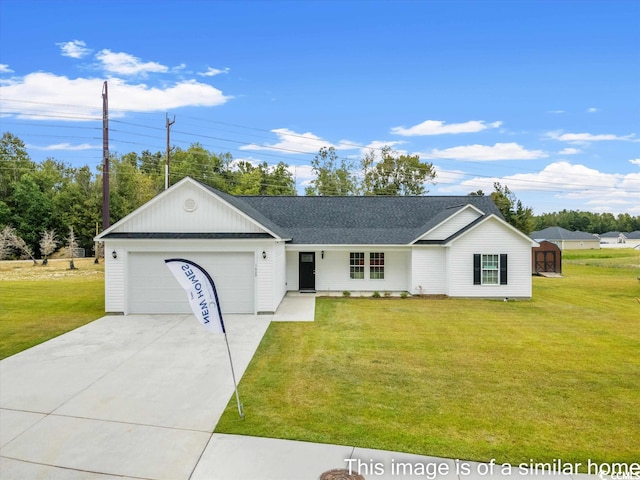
[128,252,254,314]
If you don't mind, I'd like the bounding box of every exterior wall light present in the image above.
[112,250,117,259]
[262,250,267,259]
[321,250,325,259]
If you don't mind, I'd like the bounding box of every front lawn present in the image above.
[0,258,105,359]
[216,249,640,468]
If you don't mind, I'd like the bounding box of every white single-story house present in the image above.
[95,177,538,315]
[598,231,640,249]
[530,226,600,250]
[598,231,627,245]
[625,231,640,249]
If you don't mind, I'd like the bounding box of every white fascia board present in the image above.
[409,204,485,245]
[284,244,410,251]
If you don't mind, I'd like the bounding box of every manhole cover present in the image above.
[319,468,365,480]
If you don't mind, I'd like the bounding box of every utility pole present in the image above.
[102,81,110,231]
[165,113,175,190]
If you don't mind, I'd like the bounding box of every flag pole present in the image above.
[164,258,245,420]
[223,333,244,419]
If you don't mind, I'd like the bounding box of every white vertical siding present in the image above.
[112,182,266,234]
[104,245,125,313]
[419,207,482,240]
[273,242,287,307]
[256,245,274,313]
[285,250,299,291]
[411,247,447,295]
[255,242,287,312]
[447,218,533,298]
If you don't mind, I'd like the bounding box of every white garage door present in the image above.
[128,252,255,314]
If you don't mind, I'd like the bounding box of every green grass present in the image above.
[216,249,640,469]
[0,259,105,359]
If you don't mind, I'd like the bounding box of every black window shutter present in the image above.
[500,254,508,285]
[473,254,481,285]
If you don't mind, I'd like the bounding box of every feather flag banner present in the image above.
[164,257,244,418]
[164,258,225,334]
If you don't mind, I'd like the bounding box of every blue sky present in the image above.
[1,0,639,215]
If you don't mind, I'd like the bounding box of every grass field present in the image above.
[2,250,639,468]
[216,249,640,469]
[0,258,105,359]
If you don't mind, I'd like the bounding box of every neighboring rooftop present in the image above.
[530,226,598,241]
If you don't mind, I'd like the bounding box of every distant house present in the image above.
[624,231,640,249]
[598,231,627,245]
[530,226,600,250]
[95,177,538,315]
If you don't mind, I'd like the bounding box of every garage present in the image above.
[128,252,255,314]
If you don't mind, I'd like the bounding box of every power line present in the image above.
[3,102,638,193]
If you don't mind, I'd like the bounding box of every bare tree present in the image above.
[0,226,14,260]
[2,226,37,264]
[39,229,57,265]
[13,235,37,264]
[67,226,78,270]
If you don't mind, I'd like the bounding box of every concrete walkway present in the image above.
[271,292,316,322]
[1,295,603,479]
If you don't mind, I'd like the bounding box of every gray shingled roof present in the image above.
[98,179,506,243]
[530,226,597,241]
[236,194,502,244]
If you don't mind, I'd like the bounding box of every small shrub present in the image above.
[384,290,392,298]
[342,290,351,297]
[400,292,409,299]
[372,291,381,298]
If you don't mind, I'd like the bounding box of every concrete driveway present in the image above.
[1,297,604,479]
[1,313,270,479]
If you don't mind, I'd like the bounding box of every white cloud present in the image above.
[96,49,168,75]
[0,72,231,120]
[438,161,640,214]
[432,166,466,185]
[630,158,640,166]
[391,119,502,136]
[289,164,315,189]
[425,142,547,161]
[558,148,581,155]
[0,64,14,73]
[26,142,98,151]
[501,162,623,192]
[240,128,358,154]
[547,130,636,143]
[548,110,565,114]
[57,40,91,59]
[199,67,230,77]
[587,107,598,113]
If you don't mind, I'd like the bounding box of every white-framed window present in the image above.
[350,252,365,279]
[369,252,385,279]
[474,253,507,285]
[482,254,499,285]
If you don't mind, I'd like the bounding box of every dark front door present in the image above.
[299,252,316,291]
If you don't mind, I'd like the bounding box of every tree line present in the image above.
[1,131,638,260]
